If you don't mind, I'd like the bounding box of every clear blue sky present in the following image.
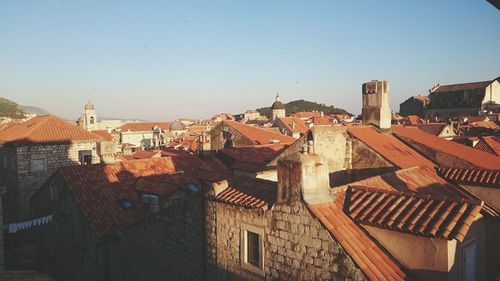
[1,1,499,121]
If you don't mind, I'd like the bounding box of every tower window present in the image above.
[89,116,94,124]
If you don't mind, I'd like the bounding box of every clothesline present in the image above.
[6,214,53,234]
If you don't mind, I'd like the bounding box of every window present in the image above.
[79,150,92,165]
[462,240,477,281]
[141,194,160,213]
[89,116,94,124]
[240,224,265,276]
[31,156,46,172]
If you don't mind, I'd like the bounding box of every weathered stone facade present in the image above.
[399,96,429,118]
[209,122,254,150]
[205,200,367,281]
[120,194,205,281]
[0,141,99,220]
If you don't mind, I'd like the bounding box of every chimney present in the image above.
[291,122,296,129]
[276,146,332,205]
[320,111,324,117]
[362,80,391,130]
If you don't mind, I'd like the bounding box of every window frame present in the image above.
[31,155,47,172]
[240,223,265,276]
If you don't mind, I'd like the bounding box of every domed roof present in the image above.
[170,118,186,131]
[85,101,94,110]
[271,94,285,110]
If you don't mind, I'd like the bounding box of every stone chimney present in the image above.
[276,143,332,205]
[362,80,391,130]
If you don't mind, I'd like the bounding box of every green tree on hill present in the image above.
[256,99,351,117]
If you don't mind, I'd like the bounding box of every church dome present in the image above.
[170,119,186,131]
[271,94,285,110]
[85,101,95,110]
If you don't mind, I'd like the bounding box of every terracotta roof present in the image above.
[474,136,500,156]
[438,167,499,187]
[338,166,474,200]
[160,149,192,157]
[118,122,171,132]
[214,178,276,210]
[416,123,448,136]
[312,116,333,125]
[0,115,104,143]
[222,121,295,145]
[211,113,235,121]
[276,117,309,134]
[469,120,499,129]
[404,115,425,126]
[413,95,430,103]
[464,116,488,123]
[198,157,232,182]
[218,143,289,172]
[92,130,114,141]
[347,126,435,169]
[58,156,200,238]
[432,80,492,93]
[391,126,500,170]
[134,172,195,197]
[290,111,322,119]
[346,186,482,242]
[0,120,20,132]
[308,192,407,281]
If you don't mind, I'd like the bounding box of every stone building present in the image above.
[271,95,286,121]
[272,117,309,139]
[399,95,430,117]
[362,80,391,130]
[116,121,172,149]
[0,115,104,220]
[78,101,123,132]
[415,123,456,140]
[425,78,500,120]
[30,156,201,281]
[208,121,295,150]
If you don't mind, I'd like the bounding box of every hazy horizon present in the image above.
[1,1,499,121]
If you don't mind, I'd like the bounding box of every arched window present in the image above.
[90,116,95,124]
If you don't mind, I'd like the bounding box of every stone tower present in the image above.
[271,94,286,121]
[83,101,97,131]
[362,80,391,130]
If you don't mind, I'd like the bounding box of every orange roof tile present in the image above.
[132,150,161,159]
[311,116,333,125]
[223,121,295,145]
[92,130,114,141]
[346,186,482,242]
[474,136,500,156]
[404,115,426,126]
[198,157,232,182]
[0,115,104,143]
[134,173,195,197]
[218,143,289,172]
[58,156,201,238]
[347,126,435,169]
[276,117,309,134]
[416,123,448,136]
[308,192,407,281]
[438,167,499,187]
[290,111,322,119]
[469,120,499,129]
[118,122,171,132]
[214,178,276,210]
[391,126,500,170]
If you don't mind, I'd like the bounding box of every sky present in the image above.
[0,1,499,121]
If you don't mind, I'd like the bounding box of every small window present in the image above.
[31,156,46,172]
[79,150,92,165]
[240,224,265,276]
[89,116,95,124]
[120,199,136,210]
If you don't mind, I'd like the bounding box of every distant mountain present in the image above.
[0,97,27,118]
[256,99,351,117]
[21,105,50,115]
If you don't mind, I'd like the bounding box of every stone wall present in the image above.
[205,200,367,281]
[14,141,99,219]
[209,123,254,150]
[120,194,205,281]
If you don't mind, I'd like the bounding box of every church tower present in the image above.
[271,94,286,122]
[83,101,97,131]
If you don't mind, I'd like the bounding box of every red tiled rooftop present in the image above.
[218,143,289,172]
[431,80,492,93]
[391,126,500,170]
[347,126,435,169]
[214,178,276,210]
[474,136,500,156]
[223,121,295,145]
[438,167,499,187]
[469,120,499,130]
[0,115,104,143]
[404,115,425,126]
[118,122,171,132]
[416,123,448,136]
[58,156,201,238]
[92,130,114,141]
[198,157,232,182]
[308,191,407,281]
[312,116,333,125]
[134,173,194,197]
[290,111,322,119]
[346,186,482,242]
[276,117,309,134]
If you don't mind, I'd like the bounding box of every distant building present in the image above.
[273,117,309,138]
[0,115,104,220]
[117,121,172,149]
[78,101,123,131]
[271,94,286,121]
[243,110,261,121]
[399,95,429,117]
[425,78,500,120]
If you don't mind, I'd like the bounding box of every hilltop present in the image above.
[256,99,351,117]
[0,97,27,119]
[21,105,50,116]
